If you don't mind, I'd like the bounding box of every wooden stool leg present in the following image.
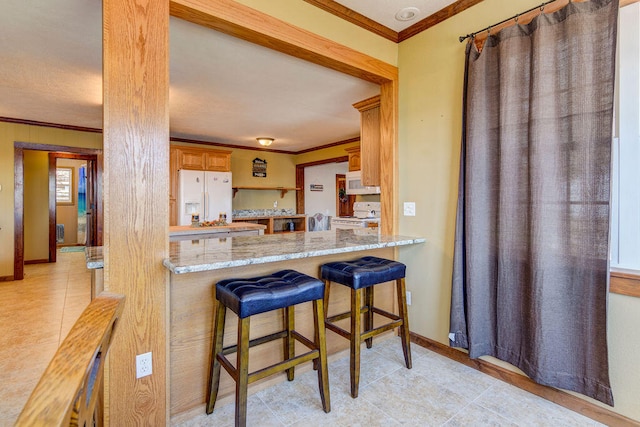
[396,278,412,369]
[285,306,295,381]
[236,316,250,427]
[315,279,332,372]
[322,279,331,318]
[206,301,227,414]
[313,298,331,412]
[364,286,374,349]
[350,288,362,398]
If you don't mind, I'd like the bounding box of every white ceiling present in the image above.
[334,0,458,32]
[0,0,453,152]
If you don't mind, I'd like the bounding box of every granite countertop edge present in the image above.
[164,236,426,274]
[85,234,426,272]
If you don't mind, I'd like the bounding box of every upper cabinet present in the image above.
[177,147,231,172]
[345,146,361,172]
[353,95,380,187]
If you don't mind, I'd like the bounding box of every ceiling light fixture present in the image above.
[256,137,274,147]
[395,7,419,22]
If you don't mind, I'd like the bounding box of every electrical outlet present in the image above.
[136,352,152,379]
[406,291,412,306]
[273,200,278,208]
[404,202,416,216]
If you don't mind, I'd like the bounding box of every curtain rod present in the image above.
[458,0,558,42]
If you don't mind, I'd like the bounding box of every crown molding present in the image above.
[302,0,398,42]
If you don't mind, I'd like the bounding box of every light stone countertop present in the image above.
[85,246,103,270]
[169,223,266,236]
[164,229,425,274]
[85,230,426,273]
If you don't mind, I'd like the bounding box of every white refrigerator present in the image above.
[177,170,233,225]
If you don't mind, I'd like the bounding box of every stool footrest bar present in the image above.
[371,307,401,321]
[249,350,319,384]
[360,320,402,341]
[222,330,288,355]
[325,321,351,340]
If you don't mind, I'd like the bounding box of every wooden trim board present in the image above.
[400,0,485,42]
[302,0,398,42]
[410,333,640,427]
[611,270,640,298]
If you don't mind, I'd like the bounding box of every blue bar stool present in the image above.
[206,270,330,427]
[320,256,411,398]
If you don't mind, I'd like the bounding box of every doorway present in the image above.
[295,155,349,215]
[53,157,91,246]
[14,142,102,280]
[336,174,355,217]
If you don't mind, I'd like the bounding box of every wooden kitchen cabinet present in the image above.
[177,147,231,172]
[233,215,307,234]
[353,95,380,186]
[204,150,231,171]
[169,146,179,226]
[345,146,361,172]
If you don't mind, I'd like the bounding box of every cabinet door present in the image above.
[353,96,380,186]
[169,147,179,226]
[205,151,231,172]
[179,149,206,170]
[345,146,361,172]
[349,151,361,171]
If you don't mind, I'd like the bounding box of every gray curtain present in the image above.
[450,0,618,405]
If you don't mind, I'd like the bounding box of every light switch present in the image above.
[403,202,416,216]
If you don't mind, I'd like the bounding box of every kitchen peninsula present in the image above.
[86,229,425,419]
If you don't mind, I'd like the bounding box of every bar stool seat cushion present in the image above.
[320,256,406,290]
[216,270,324,319]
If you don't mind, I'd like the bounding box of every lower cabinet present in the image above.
[233,215,306,234]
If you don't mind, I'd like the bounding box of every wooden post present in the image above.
[103,0,169,424]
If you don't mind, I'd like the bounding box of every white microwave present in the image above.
[345,171,381,195]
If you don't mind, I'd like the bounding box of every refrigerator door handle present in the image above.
[204,192,208,220]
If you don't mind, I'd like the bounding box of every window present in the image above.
[611,3,640,275]
[56,167,74,204]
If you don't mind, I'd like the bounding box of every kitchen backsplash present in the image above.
[233,208,296,218]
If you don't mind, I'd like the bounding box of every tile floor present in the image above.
[176,338,603,426]
[0,250,91,426]
[0,253,603,427]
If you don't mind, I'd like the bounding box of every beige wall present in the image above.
[0,121,102,277]
[230,148,298,210]
[23,150,49,261]
[396,0,640,421]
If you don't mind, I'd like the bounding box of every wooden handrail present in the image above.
[15,292,125,426]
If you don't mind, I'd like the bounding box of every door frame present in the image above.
[13,142,102,280]
[48,152,100,263]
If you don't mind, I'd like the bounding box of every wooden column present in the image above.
[380,81,398,235]
[103,0,169,424]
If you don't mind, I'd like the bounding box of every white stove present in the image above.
[331,202,381,230]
